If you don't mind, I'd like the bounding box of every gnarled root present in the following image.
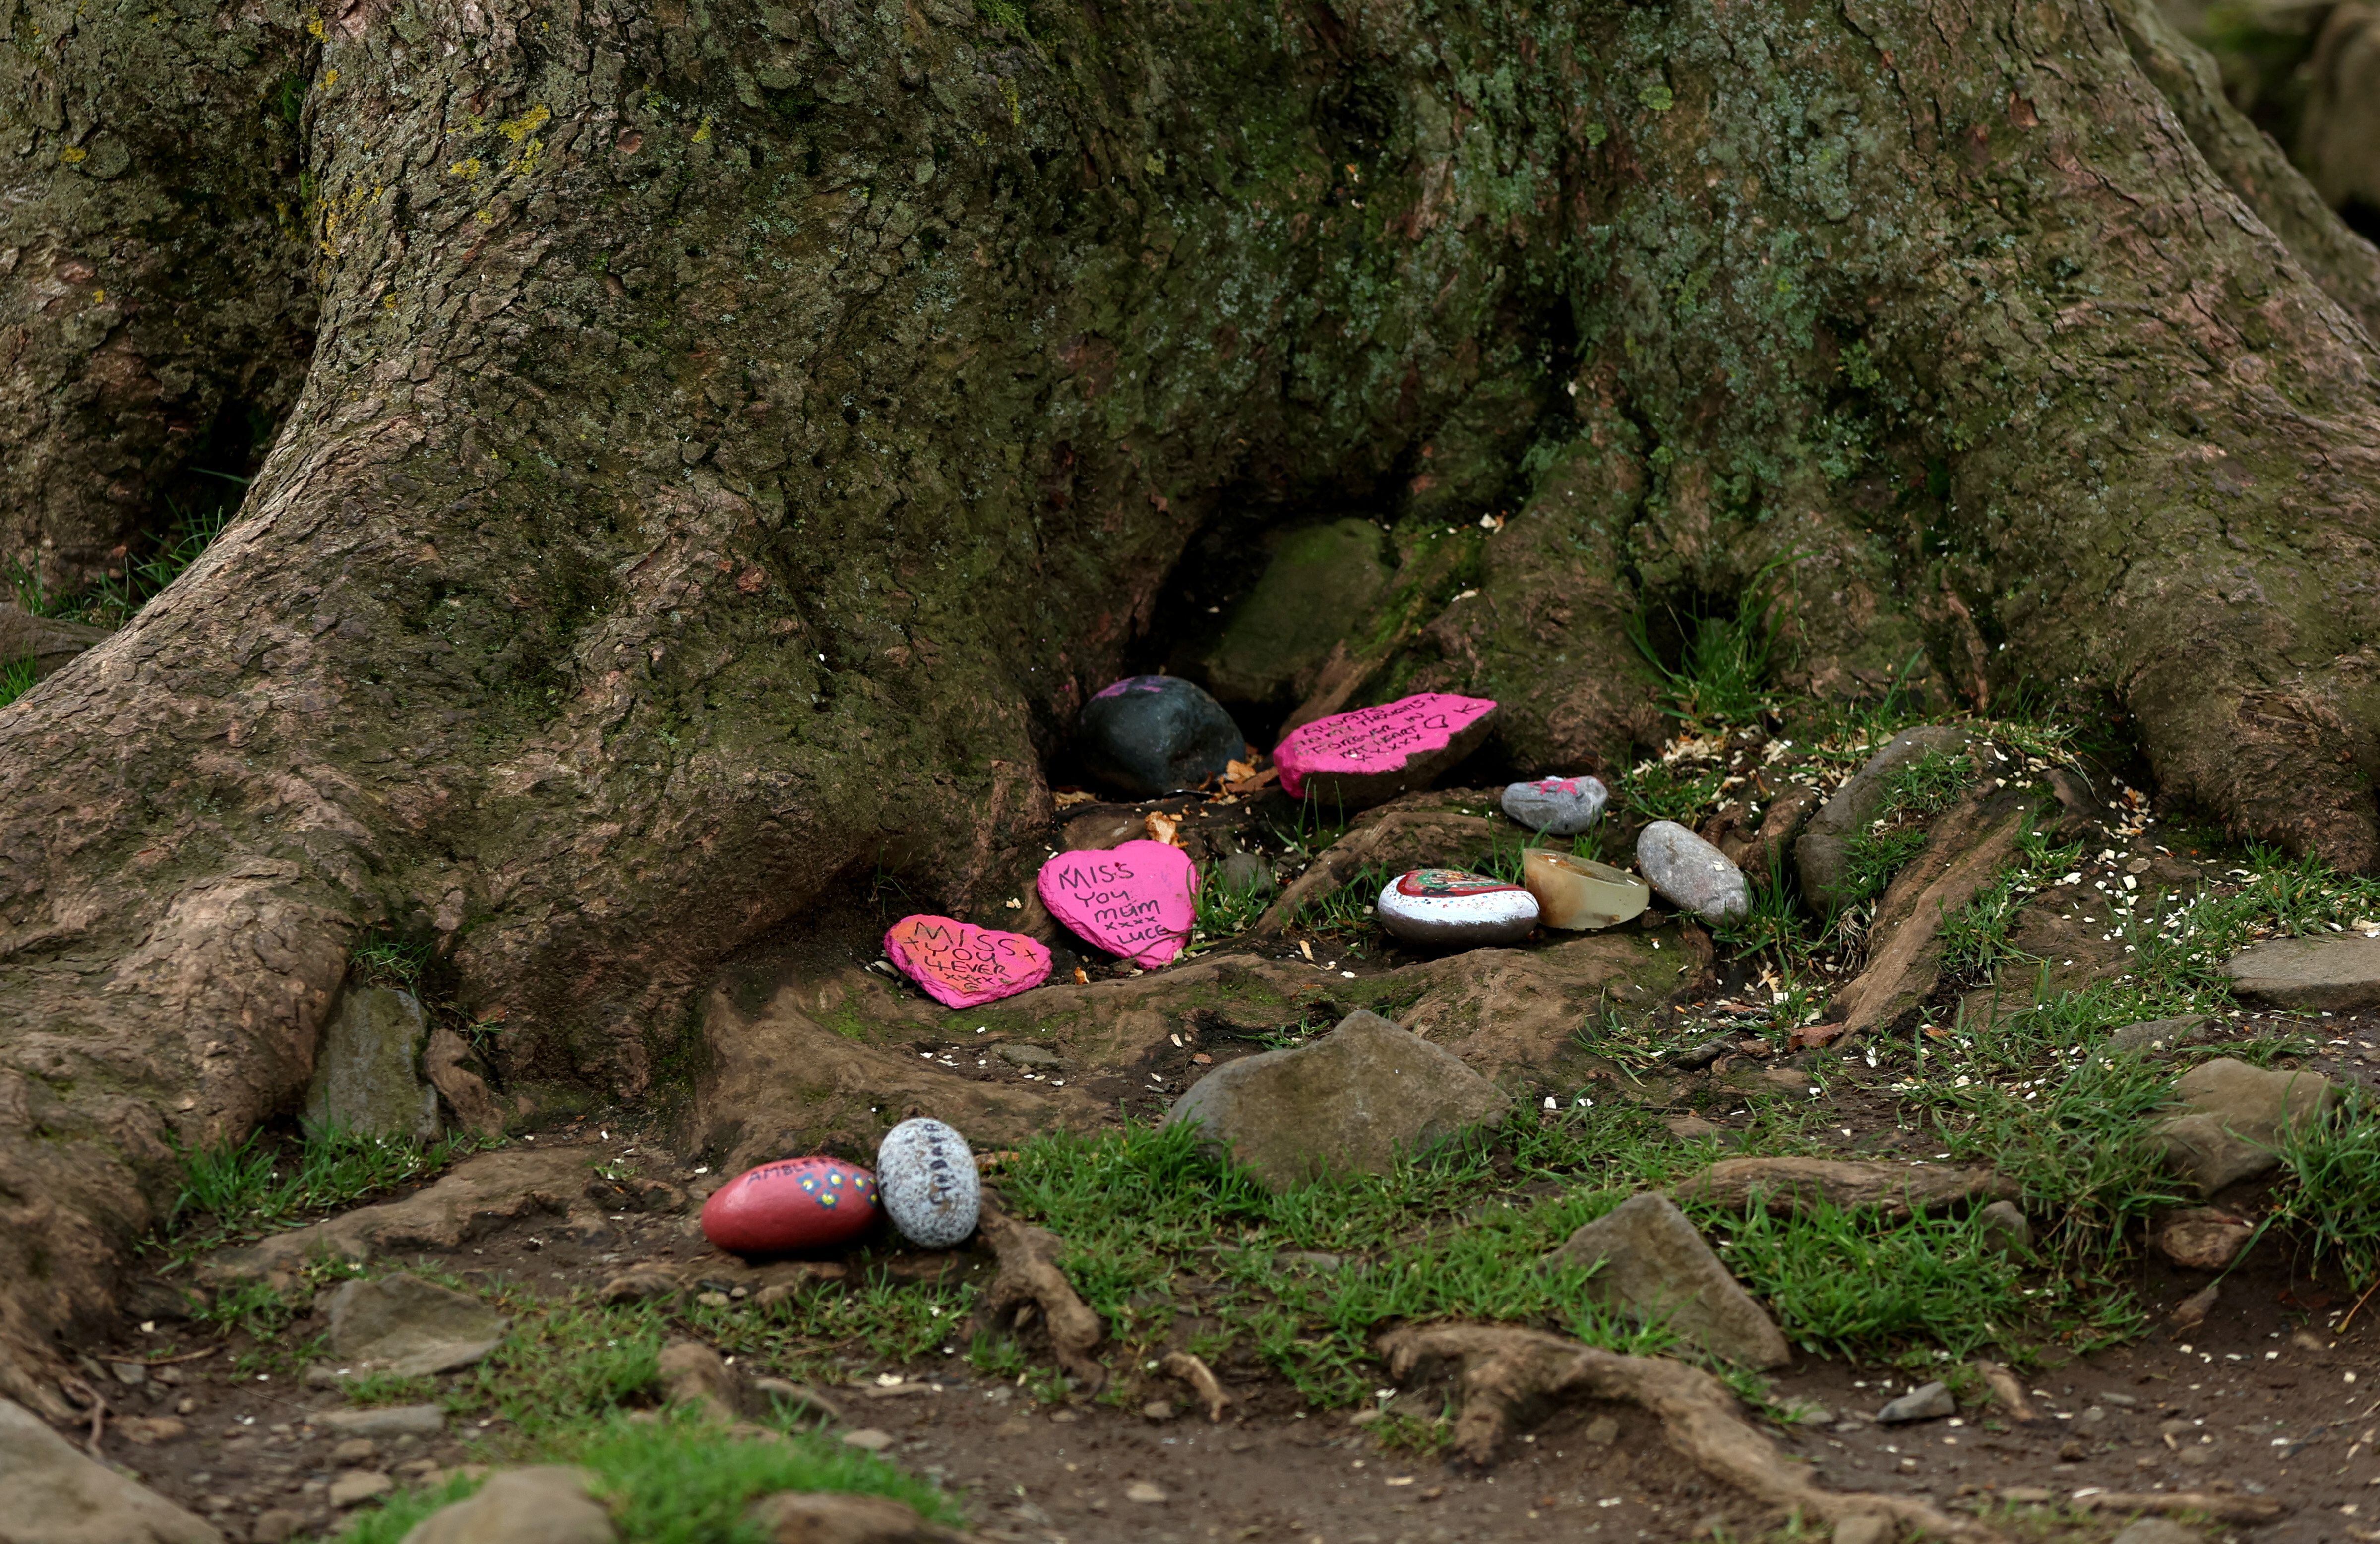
[1377,1324,2002,1544]
[978,1196,1107,1393]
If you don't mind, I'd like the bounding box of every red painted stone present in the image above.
[1273,693,1496,808]
[700,1156,879,1255]
[884,915,1052,1008]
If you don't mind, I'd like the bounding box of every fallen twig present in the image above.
[1378,1323,2001,1544]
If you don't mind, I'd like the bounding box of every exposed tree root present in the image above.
[1377,1324,2002,1544]
[1160,1352,1234,1423]
[978,1197,1107,1393]
[1796,783,2046,1051]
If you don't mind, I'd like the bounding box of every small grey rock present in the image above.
[1832,1515,1896,1544]
[2110,1519,2201,1544]
[325,1272,509,1377]
[994,1043,1064,1070]
[400,1466,616,1544]
[1501,775,1610,835]
[1635,821,1751,926]
[305,986,441,1142]
[322,1403,447,1437]
[1216,851,1277,897]
[1875,1381,1955,1424]
[2107,1015,2214,1056]
[841,1427,896,1452]
[1164,1010,1510,1190]
[745,1491,967,1544]
[1977,1199,2033,1260]
[1546,1193,1790,1369]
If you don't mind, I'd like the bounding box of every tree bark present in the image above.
[5,0,2380,1408]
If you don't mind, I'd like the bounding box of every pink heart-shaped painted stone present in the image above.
[884,915,1052,1009]
[1036,839,1198,967]
[1274,692,1497,798]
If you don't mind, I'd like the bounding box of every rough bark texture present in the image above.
[6,0,2380,1408]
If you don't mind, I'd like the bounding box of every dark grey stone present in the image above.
[1077,675,1245,797]
[1636,820,1751,925]
[1501,775,1609,835]
[325,1272,509,1377]
[2226,933,2380,1013]
[1875,1381,1955,1424]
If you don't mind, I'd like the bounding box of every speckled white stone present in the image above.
[1635,820,1751,926]
[875,1118,981,1248]
[1500,775,1609,836]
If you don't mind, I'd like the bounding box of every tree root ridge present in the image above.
[1376,1324,2002,1544]
[978,1196,1107,1393]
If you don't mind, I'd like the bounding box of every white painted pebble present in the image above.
[1375,869,1539,948]
[875,1117,981,1248]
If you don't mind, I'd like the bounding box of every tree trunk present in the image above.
[4,0,2379,1407]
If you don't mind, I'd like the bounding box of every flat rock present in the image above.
[2151,1057,2338,1194]
[323,1404,448,1437]
[1501,775,1609,835]
[1545,1193,1791,1368]
[2158,1207,2257,1271]
[400,1466,615,1544]
[0,1396,223,1544]
[1375,869,1539,948]
[1671,1158,2015,1219]
[1876,1381,1955,1424]
[330,1470,394,1508]
[1162,1010,1510,1190]
[1077,675,1244,797]
[305,985,440,1142]
[745,1489,970,1544]
[2225,933,2380,1013]
[202,1146,601,1287]
[1272,693,1496,810]
[2107,1015,2215,1056]
[1794,725,1975,911]
[1832,1515,1894,1544]
[2110,1519,2202,1544]
[325,1272,510,1376]
[1635,821,1751,925]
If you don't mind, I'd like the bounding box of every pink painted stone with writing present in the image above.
[1037,839,1198,968]
[1273,692,1497,809]
[884,915,1052,1009]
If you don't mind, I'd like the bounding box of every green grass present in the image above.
[1192,858,1273,943]
[1705,1199,2031,1362]
[169,1126,481,1252]
[2274,1089,2380,1287]
[1628,569,1785,728]
[0,657,35,709]
[8,498,232,628]
[336,1410,961,1544]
